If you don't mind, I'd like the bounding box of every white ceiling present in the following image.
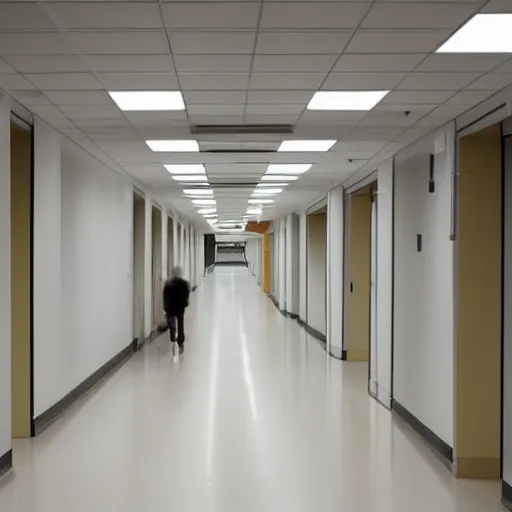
[1,0,511,226]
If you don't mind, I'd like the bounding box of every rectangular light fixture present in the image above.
[257,182,290,187]
[172,175,208,182]
[266,164,311,175]
[203,214,218,218]
[192,199,216,205]
[146,140,199,152]
[261,175,298,181]
[198,208,216,214]
[252,188,282,195]
[109,91,185,111]
[307,91,389,111]
[247,207,262,215]
[165,164,205,175]
[183,189,213,196]
[207,218,218,225]
[278,140,336,152]
[437,14,512,53]
[248,198,274,204]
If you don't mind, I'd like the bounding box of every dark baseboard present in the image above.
[341,350,347,360]
[503,480,512,510]
[0,450,12,479]
[191,285,197,292]
[297,317,327,346]
[33,342,136,436]
[392,399,453,465]
[214,261,246,267]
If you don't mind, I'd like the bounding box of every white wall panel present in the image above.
[393,124,455,446]
[278,219,286,310]
[299,212,307,320]
[376,160,393,407]
[0,92,11,457]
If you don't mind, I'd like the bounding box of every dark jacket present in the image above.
[163,277,190,315]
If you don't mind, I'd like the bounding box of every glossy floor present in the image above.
[0,267,502,511]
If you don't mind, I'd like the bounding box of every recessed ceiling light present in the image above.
[248,198,274,204]
[192,199,216,205]
[257,182,290,187]
[172,175,208,182]
[247,207,262,215]
[146,140,199,152]
[109,91,185,111]
[307,90,389,111]
[261,175,298,181]
[252,188,282,195]
[198,208,217,214]
[266,164,311,175]
[165,164,205,174]
[203,214,218,218]
[183,188,213,196]
[278,140,336,152]
[207,218,218,225]
[437,14,512,53]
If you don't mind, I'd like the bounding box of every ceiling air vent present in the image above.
[202,148,273,153]
[191,124,293,134]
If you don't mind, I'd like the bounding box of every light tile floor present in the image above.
[0,267,503,511]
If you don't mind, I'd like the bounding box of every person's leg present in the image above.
[177,312,185,352]
[168,315,177,342]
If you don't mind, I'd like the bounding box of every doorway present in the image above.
[10,115,33,438]
[167,216,174,278]
[151,206,163,330]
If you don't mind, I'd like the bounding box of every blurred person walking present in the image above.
[163,266,190,354]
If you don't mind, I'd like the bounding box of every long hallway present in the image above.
[0,268,501,512]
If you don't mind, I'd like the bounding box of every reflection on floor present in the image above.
[0,267,502,511]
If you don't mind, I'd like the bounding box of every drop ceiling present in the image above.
[0,0,511,226]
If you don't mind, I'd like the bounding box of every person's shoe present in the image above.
[179,345,184,354]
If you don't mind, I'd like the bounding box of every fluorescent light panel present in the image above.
[165,164,205,175]
[183,189,213,196]
[308,91,389,111]
[252,188,282,195]
[146,140,199,152]
[266,164,311,175]
[172,175,208,182]
[109,91,185,111]
[437,14,512,53]
[261,175,298,181]
[257,182,290,187]
[248,199,274,204]
[278,140,336,152]
[247,208,262,215]
[198,208,216,214]
[192,199,216,205]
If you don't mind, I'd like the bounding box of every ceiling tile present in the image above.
[245,114,300,124]
[361,3,478,29]
[0,33,70,55]
[46,2,162,29]
[256,31,351,54]
[174,55,251,73]
[345,31,449,53]
[163,3,259,28]
[373,103,438,115]
[123,111,187,124]
[466,73,512,90]
[416,54,509,73]
[99,72,179,90]
[4,55,89,73]
[29,104,66,120]
[44,90,114,106]
[429,104,471,118]
[322,72,405,90]
[444,90,495,105]
[246,104,305,115]
[179,73,248,90]
[247,90,314,104]
[334,54,425,72]
[397,72,481,90]
[85,55,174,73]
[183,90,247,104]
[382,90,455,104]
[0,57,15,74]
[300,110,366,123]
[481,0,512,13]
[253,54,338,73]
[68,31,169,55]
[358,113,420,127]
[24,73,102,91]
[250,73,325,90]
[187,104,245,115]
[72,119,131,129]
[169,31,256,54]
[10,90,51,106]
[60,105,124,120]
[0,4,55,30]
[0,74,36,91]
[189,115,245,125]
[260,2,371,29]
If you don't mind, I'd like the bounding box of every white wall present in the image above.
[393,124,455,446]
[375,161,393,407]
[285,214,300,315]
[327,186,344,358]
[278,219,286,310]
[307,213,327,335]
[33,119,63,416]
[299,212,307,320]
[0,92,11,457]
